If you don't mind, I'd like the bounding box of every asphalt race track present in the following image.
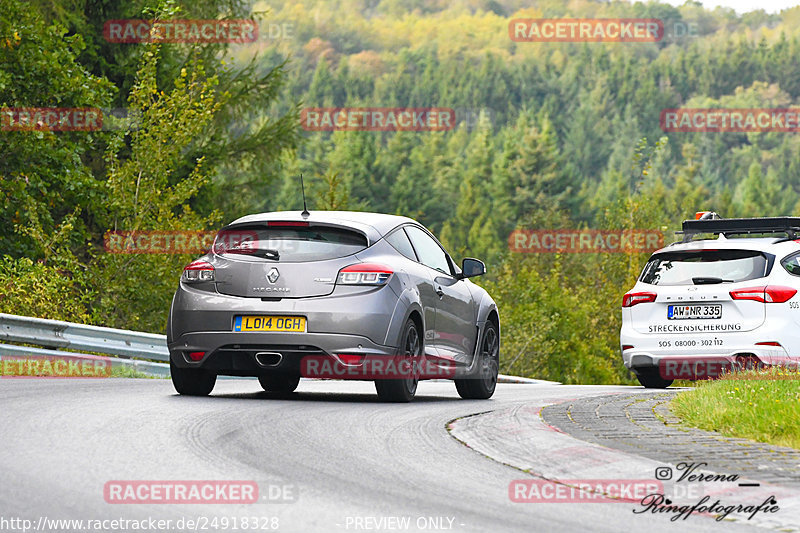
[0,379,769,533]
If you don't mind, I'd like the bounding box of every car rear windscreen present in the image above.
[213,225,368,262]
[639,249,770,286]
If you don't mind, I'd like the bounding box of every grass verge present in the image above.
[110,365,164,379]
[670,367,800,449]
[0,357,164,379]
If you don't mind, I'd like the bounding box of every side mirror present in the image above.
[459,258,486,279]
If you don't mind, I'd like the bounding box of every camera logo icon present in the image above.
[655,467,673,480]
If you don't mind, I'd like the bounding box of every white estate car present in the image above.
[621,214,800,388]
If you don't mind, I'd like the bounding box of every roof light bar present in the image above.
[679,216,800,242]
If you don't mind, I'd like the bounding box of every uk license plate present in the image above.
[234,315,306,332]
[667,304,722,320]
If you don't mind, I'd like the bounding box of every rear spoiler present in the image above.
[216,219,378,247]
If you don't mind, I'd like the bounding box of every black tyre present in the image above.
[455,321,499,400]
[635,367,673,389]
[375,319,422,402]
[170,359,216,396]
[258,374,300,393]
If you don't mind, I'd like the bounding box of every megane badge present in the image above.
[267,268,280,284]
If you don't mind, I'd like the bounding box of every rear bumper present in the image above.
[623,350,788,369]
[169,330,397,376]
[620,323,795,374]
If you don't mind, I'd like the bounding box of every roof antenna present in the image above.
[300,173,310,219]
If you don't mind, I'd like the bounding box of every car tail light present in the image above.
[182,260,214,282]
[337,263,393,286]
[188,351,205,361]
[730,286,797,303]
[729,287,766,302]
[267,221,309,227]
[764,286,796,303]
[621,345,634,351]
[336,354,365,365]
[755,341,782,347]
[622,292,657,307]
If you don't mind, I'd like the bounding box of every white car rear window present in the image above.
[640,250,769,286]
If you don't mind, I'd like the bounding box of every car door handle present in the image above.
[435,287,444,298]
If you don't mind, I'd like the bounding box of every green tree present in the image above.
[440,114,499,263]
[0,0,114,258]
[89,40,228,331]
[734,162,783,217]
[492,112,564,238]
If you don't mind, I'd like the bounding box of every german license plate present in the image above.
[667,304,722,320]
[234,315,306,332]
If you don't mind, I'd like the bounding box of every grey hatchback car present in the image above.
[167,210,500,402]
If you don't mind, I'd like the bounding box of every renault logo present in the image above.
[267,268,280,284]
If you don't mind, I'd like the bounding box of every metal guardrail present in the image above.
[0,313,169,377]
[0,312,543,383]
[0,312,168,360]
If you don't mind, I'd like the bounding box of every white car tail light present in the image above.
[182,260,215,282]
[729,285,797,304]
[337,263,393,286]
[622,291,657,307]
